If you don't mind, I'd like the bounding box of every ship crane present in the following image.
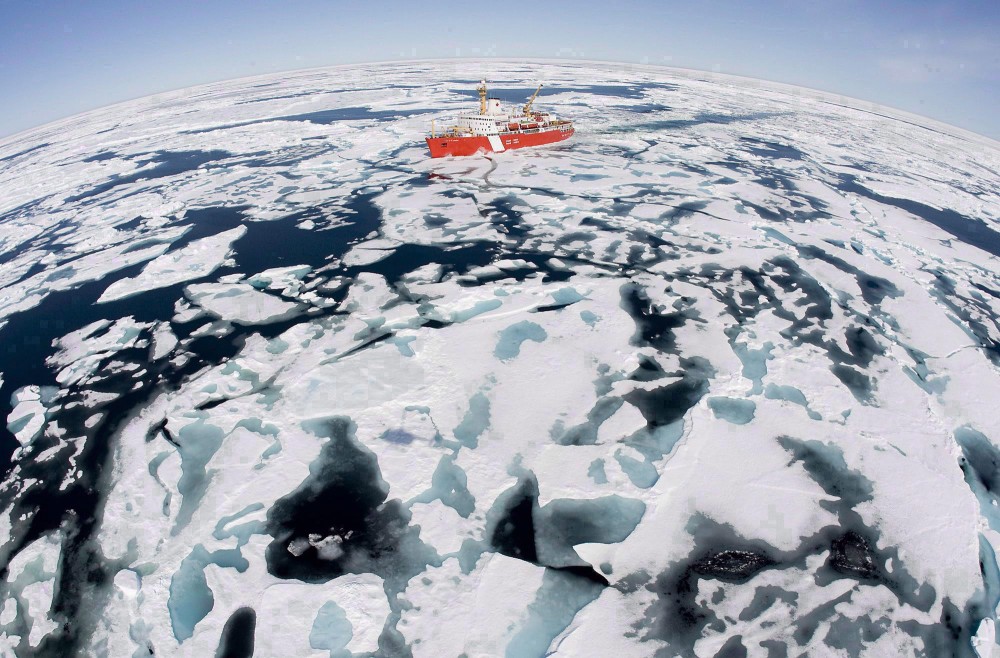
[522,84,543,116]
[426,81,573,157]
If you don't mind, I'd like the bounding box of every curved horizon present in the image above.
[0,57,998,657]
[1,1,997,141]
[1,57,997,148]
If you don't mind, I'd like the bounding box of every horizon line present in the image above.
[1,56,997,148]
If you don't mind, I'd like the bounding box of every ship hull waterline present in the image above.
[426,126,575,158]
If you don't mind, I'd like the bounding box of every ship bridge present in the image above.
[456,102,510,136]
[426,80,574,156]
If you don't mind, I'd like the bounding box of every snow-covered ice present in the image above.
[0,60,997,656]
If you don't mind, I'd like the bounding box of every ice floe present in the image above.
[0,60,997,657]
[98,226,247,303]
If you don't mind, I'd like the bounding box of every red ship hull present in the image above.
[426,125,574,158]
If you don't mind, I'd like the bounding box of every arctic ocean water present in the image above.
[0,61,997,657]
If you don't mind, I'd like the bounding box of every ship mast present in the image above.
[477,80,487,115]
[523,84,543,116]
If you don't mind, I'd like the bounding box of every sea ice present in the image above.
[98,227,247,303]
[186,282,304,325]
[0,60,997,657]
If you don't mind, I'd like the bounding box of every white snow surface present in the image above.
[98,227,246,303]
[185,282,303,325]
[0,60,997,657]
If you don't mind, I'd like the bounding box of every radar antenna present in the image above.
[523,84,543,116]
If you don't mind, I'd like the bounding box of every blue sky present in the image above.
[1,0,998,139]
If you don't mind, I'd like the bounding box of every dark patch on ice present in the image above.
[534,496,645,571]
[81,150,119,163]
[697,256,890,401]
[534,301,575,313]
[708,156,801,194]
[624,357,712,429]
[796,244,899,307]
[629,102,673,114]
[120,235,172,254]
[620,282,693,353]
[707,396,756,425]
[264,417,434,587]
[488,474,629,586]
[759,639,789,658]
[973,282,1000,301]
[740,137,805,161]
[714,635,748,658]
[215,607,256,658]
[830,364,875,402]
[490,476,539,563]
[694,548,777,580]
[552,397,623,446]
[194,396,231,412]
[619,111,787,133]
[792,589,854,644]
[329,328,397,359]
[740,200,783,222]
[355,242,498,286]
[233,89,323,105]
[639,517,782,652]
[151,419,180,447]
[777,436,871,507]
[580,216,616,232]
[554,230,597,249]
[380,428,416,444]
[183,106,433,133]
[754,170,798,193]
[0,141,50,164]
[277,107,433,124]
[637,436,968,655]
[628,354,670,382]
[451,84,651,102]
[423,213,449,228]
[927,270,1000,366]
[826,530,881,579]
[483,196,530,239]
[738,586,798,621]
[410,455,476,518]
[838,174,1000,258]
[663,200,709,223]
[694,263,775,324]
[766,256,834,323]
[842,326,884,367]
[65,150,232,203]
[955,426,1000,532]
[824,612,891,656]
